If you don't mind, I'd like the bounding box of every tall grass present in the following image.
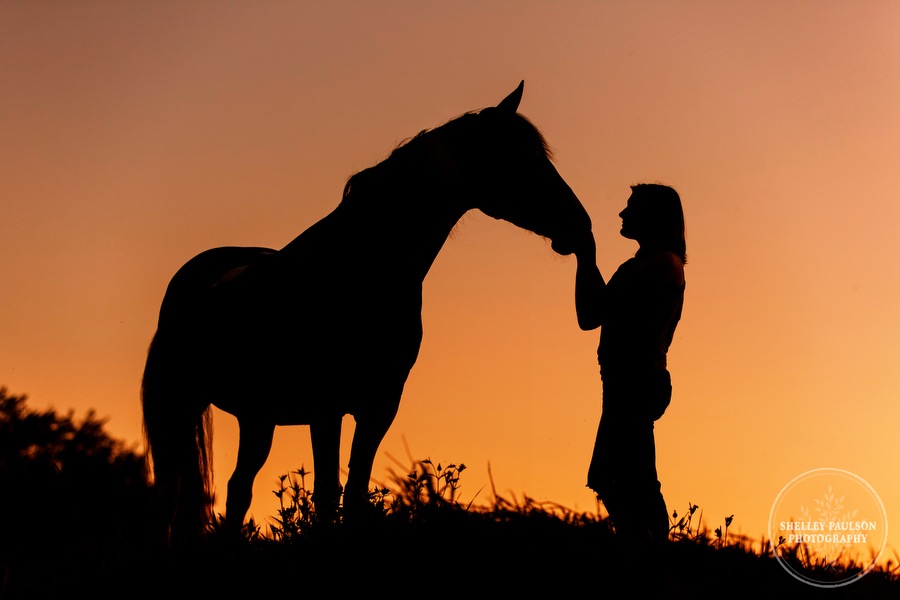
[194,459,900,597]
[9,455,900,598]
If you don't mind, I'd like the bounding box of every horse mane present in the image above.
[340,110,552,204]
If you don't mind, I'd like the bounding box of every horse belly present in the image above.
[209,324,422,426]
[200,271,425,424]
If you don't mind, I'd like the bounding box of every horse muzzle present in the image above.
[550,237,577,256]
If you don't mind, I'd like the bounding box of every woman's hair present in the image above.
[630,183,687,264]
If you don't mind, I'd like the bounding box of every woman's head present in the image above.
[619,183,687,264]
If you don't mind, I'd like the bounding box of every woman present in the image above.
[574,183,686,542]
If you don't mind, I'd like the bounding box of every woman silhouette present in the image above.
[574,183,686,542]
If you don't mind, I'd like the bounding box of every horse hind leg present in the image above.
[225,419,275,538]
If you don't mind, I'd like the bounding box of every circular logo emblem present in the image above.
[768,468,888,588]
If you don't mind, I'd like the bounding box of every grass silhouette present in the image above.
[183,459,899,598]
[4,457,900,598]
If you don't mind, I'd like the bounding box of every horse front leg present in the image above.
[225,419,275,539]
[343,398,401,522]
[309,415,343,523]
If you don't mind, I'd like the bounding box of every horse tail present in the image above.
[141,328,213,546]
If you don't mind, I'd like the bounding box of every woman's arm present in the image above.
[574,232,605,331]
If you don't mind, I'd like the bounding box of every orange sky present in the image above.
[2,1,899,566]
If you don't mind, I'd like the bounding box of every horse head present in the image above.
[452,81,592,256]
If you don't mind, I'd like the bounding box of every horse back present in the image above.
[157,246,275,329]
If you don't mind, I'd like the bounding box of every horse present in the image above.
[141,81,592,545]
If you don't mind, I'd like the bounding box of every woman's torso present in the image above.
[598,250,685,375]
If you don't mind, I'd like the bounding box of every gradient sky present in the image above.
[2,1,899,564]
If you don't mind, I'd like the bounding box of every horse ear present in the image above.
[496,80,524,113]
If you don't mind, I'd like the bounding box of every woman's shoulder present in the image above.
[635,249,685,287]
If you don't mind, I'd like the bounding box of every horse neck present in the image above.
[281,185,468,284]
[395,195,468,281]
[282,128,476,281]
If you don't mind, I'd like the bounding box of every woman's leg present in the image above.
[589,415,668,541]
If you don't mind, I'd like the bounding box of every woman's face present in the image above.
[618,194,647,241]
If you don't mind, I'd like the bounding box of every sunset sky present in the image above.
[2,1,899,564]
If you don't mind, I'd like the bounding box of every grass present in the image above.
[193,459,900,598]
[5,458,900,599]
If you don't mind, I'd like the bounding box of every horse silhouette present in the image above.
[141,81,592,544]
